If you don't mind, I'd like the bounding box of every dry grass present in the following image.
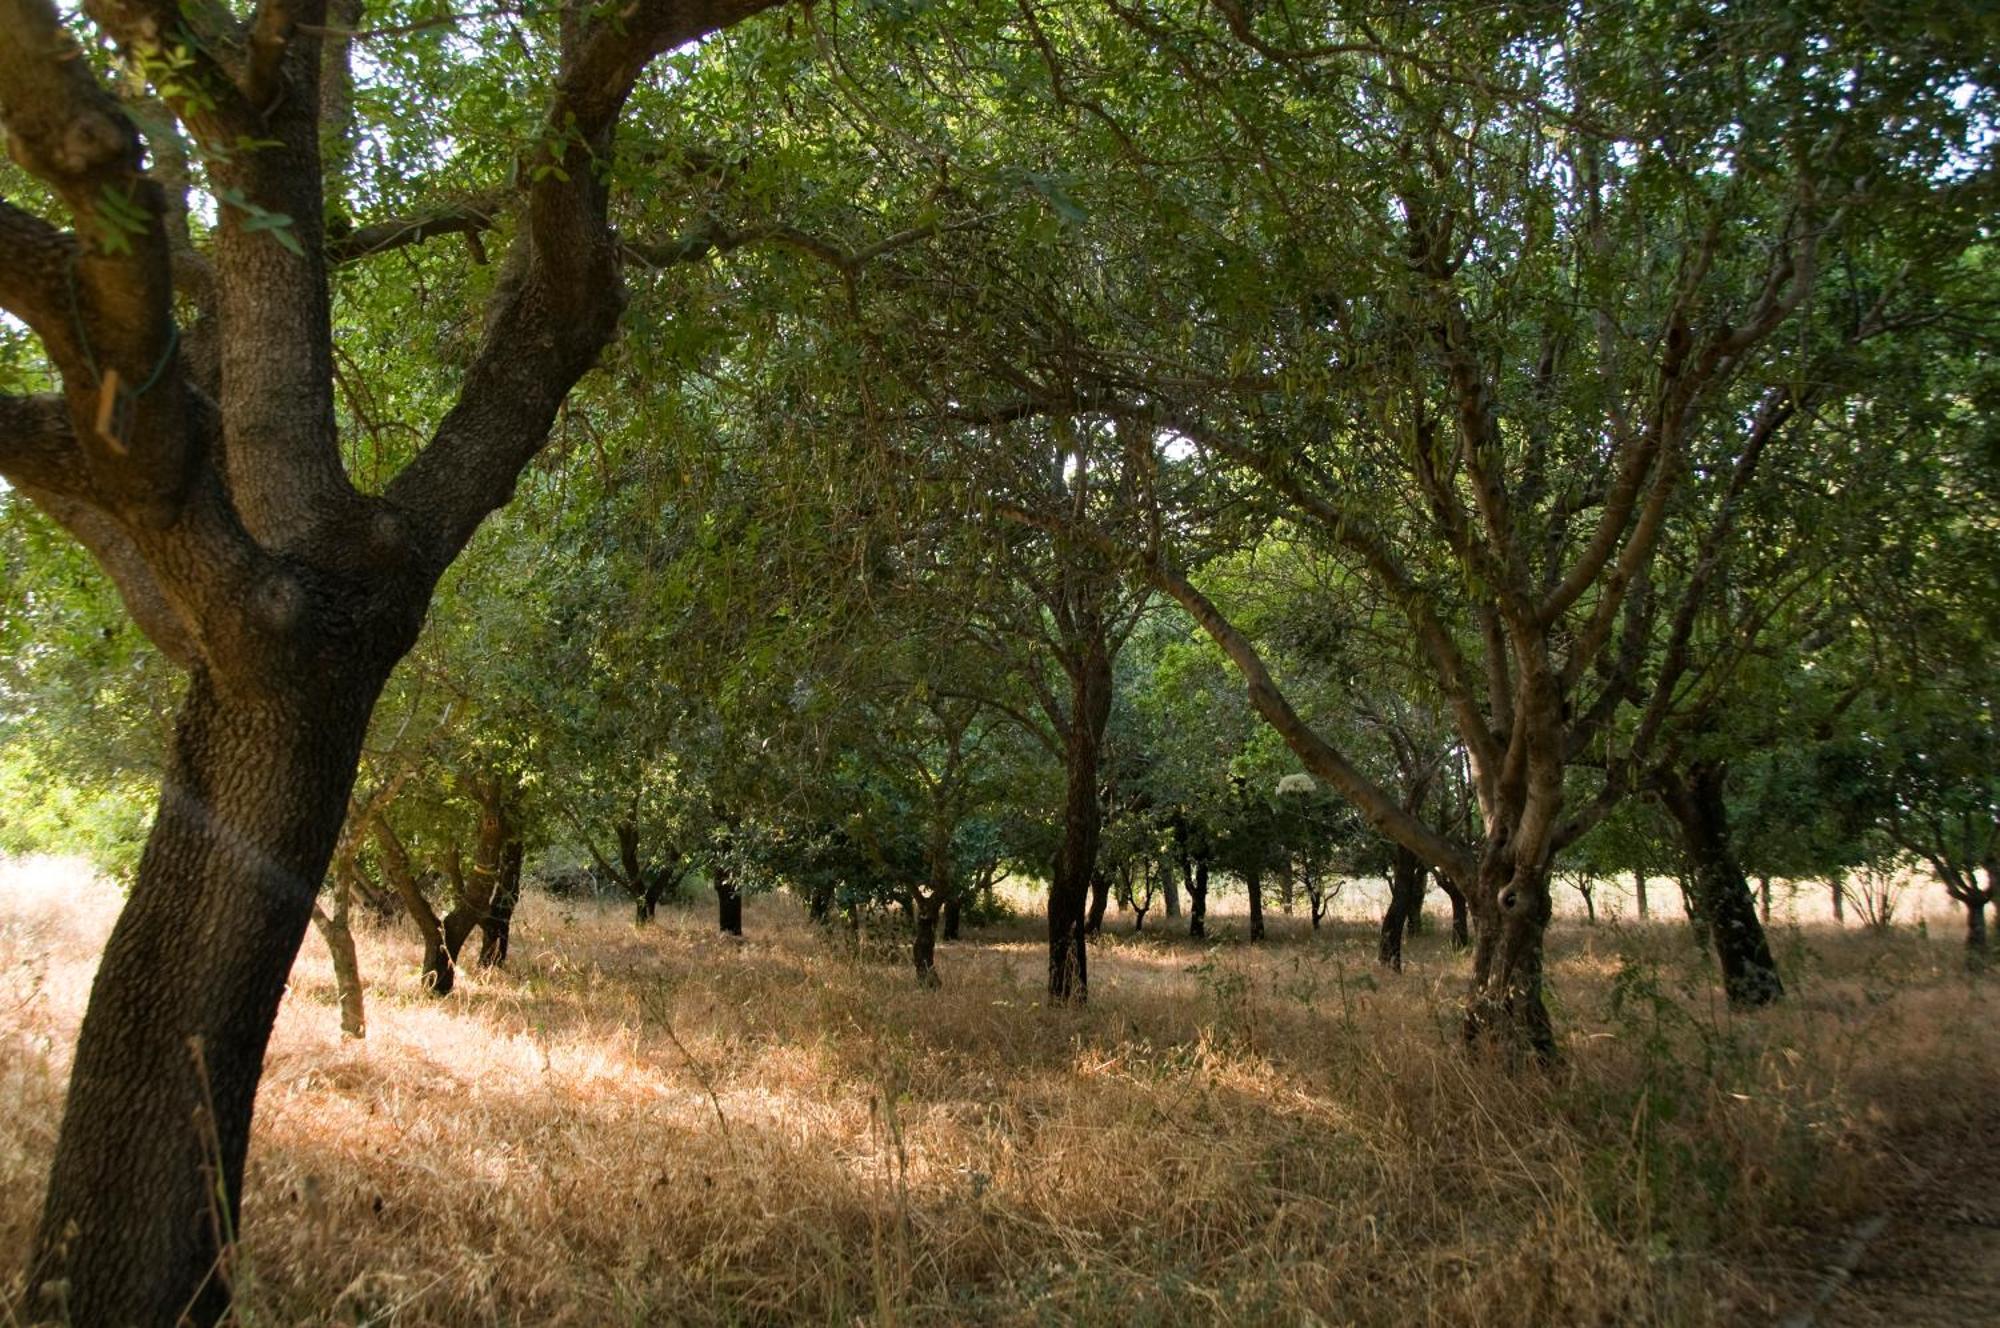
[2,855,1996,1326]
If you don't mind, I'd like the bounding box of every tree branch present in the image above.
[384,0,787,572]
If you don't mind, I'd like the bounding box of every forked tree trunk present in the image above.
[1049,648,1111,1002]
[1085,870,1112,934]
[477,839,523,967]
[1657,763,1784,1008]
[1247,867,1265,940]
[373,816,453,994]
[1188,858,1209,939]
[1463,850,1557,1061]
[618,820,655,922]
[1380,846,1425,971]
[30,673,381,1327]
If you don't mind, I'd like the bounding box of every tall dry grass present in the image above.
[2,855,1995,1325]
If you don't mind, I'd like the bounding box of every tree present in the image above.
[0,1,783,1318]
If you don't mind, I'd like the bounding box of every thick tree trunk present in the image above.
[1966,896,1988,964]
[1758,874,1772,924]
[1831,876,1845,923]
[716,863,743,936]
[1189,858,1209,939]
[1658,763,1784,1008]
[1163,864,1181,918]
[1085,869,1112,935]
[1380,846,1425,971]
[1049,648,1111,1003]
[1463,850,1557,1061]
[1247,867,1265,940]
[29,673,379,1327]
[913,891,942,987]
[942,896,961,941]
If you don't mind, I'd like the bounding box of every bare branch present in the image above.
[328,192,510,264]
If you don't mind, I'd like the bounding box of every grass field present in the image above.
[3,856,1995,1325]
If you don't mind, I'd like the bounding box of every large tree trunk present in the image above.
[1380,846,1425,971]
[1048,647,1111,1003]
[1463,849,1557,1061]
[1657,763,1785,1008]
[1189,858,1209,939]
[1247,867,1266,940]
[942,896,961,940]
[29,673,379,1327]
[1965,895,1989,966]
[913,891,942,987]
[1163,863,1181,918]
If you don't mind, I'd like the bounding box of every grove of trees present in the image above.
[0,1,1992,1321]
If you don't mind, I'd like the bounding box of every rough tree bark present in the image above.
[0,2,783,1319]
[1247,866,1266,940]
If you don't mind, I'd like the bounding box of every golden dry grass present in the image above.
[2,856,1997,1326]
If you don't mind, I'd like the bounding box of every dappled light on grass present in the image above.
[4,862,1999,1323]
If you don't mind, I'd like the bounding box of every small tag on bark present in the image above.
[93,368,135,456]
